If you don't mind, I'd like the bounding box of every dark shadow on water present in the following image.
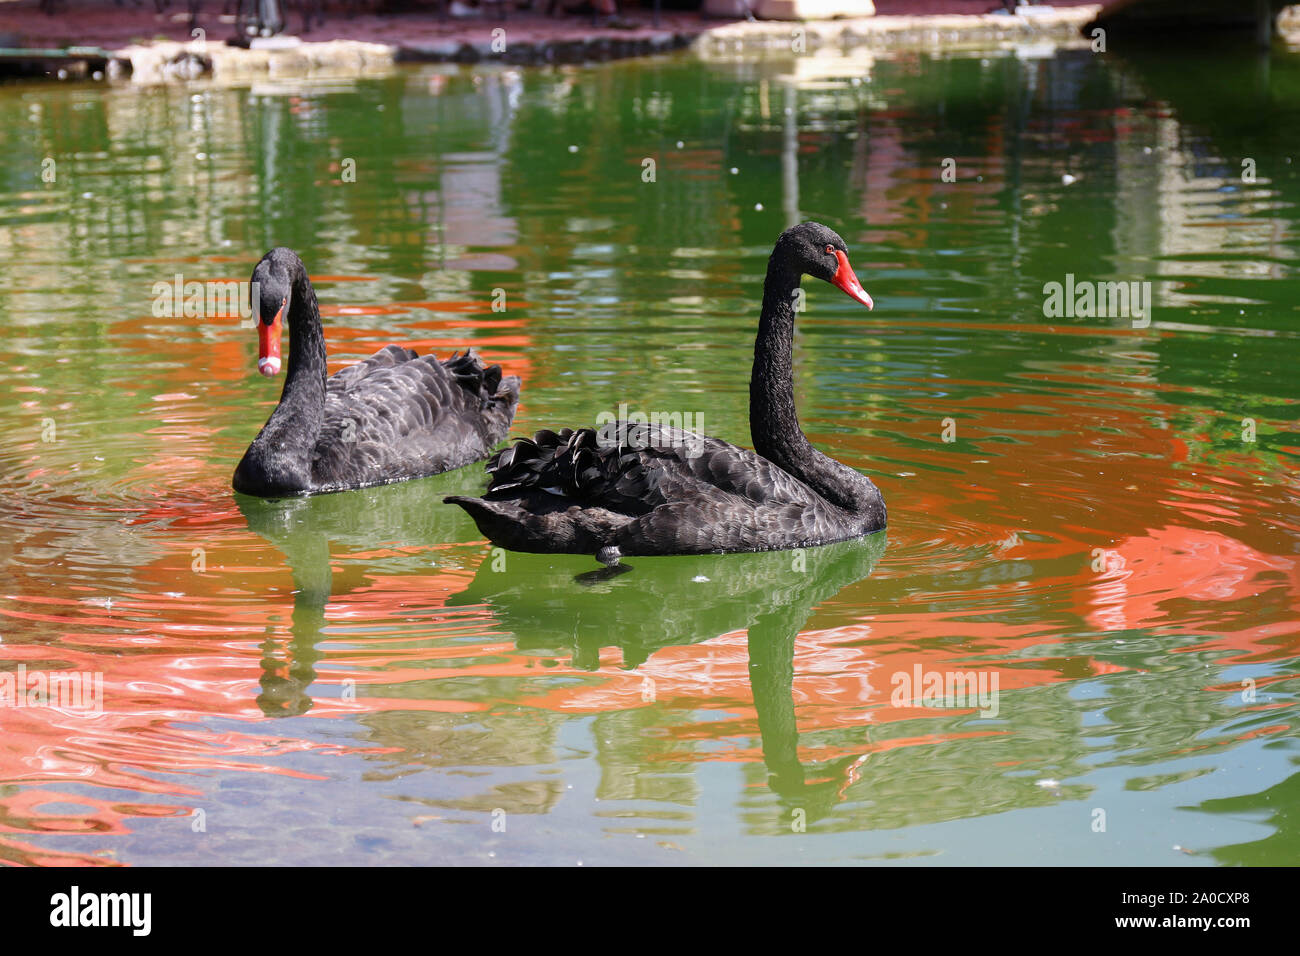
[447,532,888,819]
[574,563,635,585]
[1108,37,1292,147]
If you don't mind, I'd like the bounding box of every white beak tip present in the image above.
[258,357,281,377]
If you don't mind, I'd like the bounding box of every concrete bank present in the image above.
[5,6,1113,84]
[695,6,1101,59]
[116,29,702,84]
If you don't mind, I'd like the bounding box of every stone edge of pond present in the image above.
[695,6,1102,58]
[104,8,1103,85]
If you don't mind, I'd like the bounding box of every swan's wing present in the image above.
[447,423,866,556]
[447,423,845,556]
[311,347,519,490]
[482,422,820,514]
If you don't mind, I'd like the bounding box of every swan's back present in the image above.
[484,423,821,509]
[447,423,867,557]
[311,348,518,494]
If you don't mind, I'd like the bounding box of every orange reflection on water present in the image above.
[2,287,1298,865]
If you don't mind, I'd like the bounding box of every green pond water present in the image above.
[0,41,1298,866]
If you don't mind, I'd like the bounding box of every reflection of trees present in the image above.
[1103,40,1300,457]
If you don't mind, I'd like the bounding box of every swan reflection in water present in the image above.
[236,471,479,717]
[448,531,887,816]
[237,480,886,817]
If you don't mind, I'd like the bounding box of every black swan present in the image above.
[446,222,885,562]
[233,247,520,498]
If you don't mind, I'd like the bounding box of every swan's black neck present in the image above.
[236,269,327,494]
[273,272,328,432]
[750,255,878,517]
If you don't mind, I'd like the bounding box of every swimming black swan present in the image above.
[446,222,885,562]
[233,247,520,497]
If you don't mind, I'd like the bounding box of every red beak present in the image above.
[257,303,283,376]
[831,249,873,310]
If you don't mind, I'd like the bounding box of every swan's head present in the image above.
[776,222,873,310]
[249,247,302,377]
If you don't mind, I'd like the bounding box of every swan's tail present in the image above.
[443,496,554,553]
[444,494,630,556]
[485,373,521,442]
[441,349,520,441]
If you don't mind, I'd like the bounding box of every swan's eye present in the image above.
[825,244,835,254]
